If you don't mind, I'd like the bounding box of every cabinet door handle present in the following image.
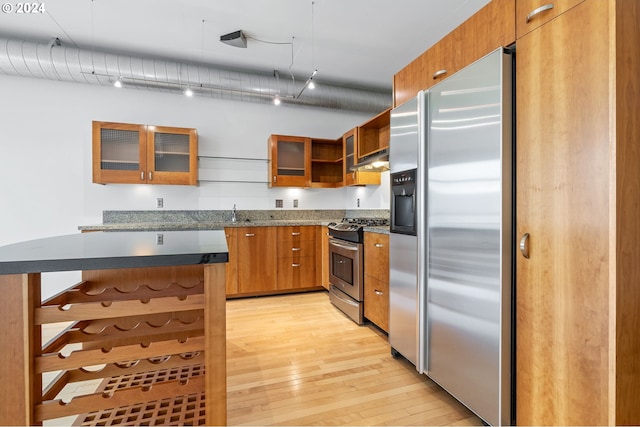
[273,176,277,183]
[374,243,384,248]
[148,171,153,181]
[292,263,301,267]
[291,247,301,251]
[433,69,448,79]
[374,290,384,296]
[140,171,145,181]
[520,233,530,259]
[526,3,554,23]
[245,233,255,237]
[291,232,301,236]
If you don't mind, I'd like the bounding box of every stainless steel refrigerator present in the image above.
[389,48,513,426]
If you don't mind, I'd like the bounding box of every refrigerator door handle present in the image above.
[520,233,530,259]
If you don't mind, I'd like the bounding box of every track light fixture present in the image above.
[273,96,281,106]
[113,78,122,88]
[184,87,193,97]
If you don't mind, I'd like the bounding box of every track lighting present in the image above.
[273,96,281,106]
[113,78,122,88]
[308,79,315,90]
[184,87,193,97]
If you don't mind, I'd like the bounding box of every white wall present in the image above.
[0,74,389,249]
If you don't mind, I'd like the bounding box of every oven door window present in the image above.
[331,252,353,285]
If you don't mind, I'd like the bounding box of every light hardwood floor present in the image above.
[226,291,483,426]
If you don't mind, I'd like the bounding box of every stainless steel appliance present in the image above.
[388,48,514,426]
[328,218,389,325]
[390,169,417,236]
[389,92,425,368]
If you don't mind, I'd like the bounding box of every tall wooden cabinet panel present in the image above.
[393,0,515,107]
[516,0,640,424]
[516,0,585,38]
[236,226,277,294]
[92,121,198,185]
[363,233,389,332]
[268,135,311,187]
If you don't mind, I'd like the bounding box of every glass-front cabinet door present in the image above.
[269,135,311,187]
[147,126,198,185]
[92,121,198,185]
[92,121,147,184]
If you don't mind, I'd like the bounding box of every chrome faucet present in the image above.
[231,204,237,222]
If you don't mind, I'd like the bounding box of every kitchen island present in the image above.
[0,230,228,426]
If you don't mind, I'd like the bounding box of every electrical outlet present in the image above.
[156,198,164,208]
[275,199,283,208]
[357,198,360,207]
[293,199,298,208]
[156,233,164,245]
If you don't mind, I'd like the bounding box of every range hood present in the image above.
[351,148,390,172]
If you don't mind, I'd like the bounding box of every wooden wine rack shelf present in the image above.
[0,263,227,426]
[73,364,207,426]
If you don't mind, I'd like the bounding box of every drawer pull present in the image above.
[245,233,255,237]
[526,3,554,23]
[374,290,384,296]
[374,243,384,248]
[433,69,448,79]
[292,263,301,267]
[291,247,301,251]
[291,232,301,236]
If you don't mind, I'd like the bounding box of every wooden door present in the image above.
[237,227,277,294]
[269,135,310,187]
[516,0,585,38]
[515,1,610,424]
[147,125,198,185]
[92,121,147,184]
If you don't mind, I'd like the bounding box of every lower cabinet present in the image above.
[364,232,389,332]
[236,226,277,294]
[226,225,322,297]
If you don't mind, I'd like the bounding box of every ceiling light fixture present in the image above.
[113,78,122,88]
[220,30,247,48]
[273,95,281,106]
[184,87,193,97]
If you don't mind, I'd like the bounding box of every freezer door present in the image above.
[426,48,512,426]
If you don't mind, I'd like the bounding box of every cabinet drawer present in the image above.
[516,0,585,38]
[276,225,316,241]
[364,275,389,332]
[277,257,316,289]
[364,233,389,281]
[277,240,316,258]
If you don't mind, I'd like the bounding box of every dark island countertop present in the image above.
[0,230,229,275]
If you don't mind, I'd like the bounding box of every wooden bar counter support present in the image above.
[0,231,228,426]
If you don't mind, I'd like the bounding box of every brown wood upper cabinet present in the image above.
[343,128,380,186]
[357,108,390,162]
[310,137,344,188]
[92,121,198,185]
[393,0,515,106]
[268,134,311,187]
[516,0,585,39]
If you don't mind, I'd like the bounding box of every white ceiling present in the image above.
[0,0,490,92]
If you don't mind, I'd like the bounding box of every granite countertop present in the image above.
[0,230,229,275]
[78,210,391,234]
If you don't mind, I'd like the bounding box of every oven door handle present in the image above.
[329,240,359,251]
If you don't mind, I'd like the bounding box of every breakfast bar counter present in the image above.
[0,230,228,426]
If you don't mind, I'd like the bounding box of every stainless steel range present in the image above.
[327,217,389,324]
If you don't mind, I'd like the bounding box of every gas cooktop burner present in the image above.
[340,217,390,226]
